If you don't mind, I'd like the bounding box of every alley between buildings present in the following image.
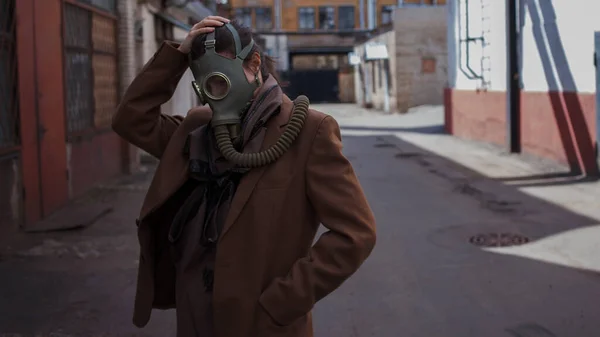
[1,105,599,337]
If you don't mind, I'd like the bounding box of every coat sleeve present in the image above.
[258,115,377,325]
[112,41,189,159]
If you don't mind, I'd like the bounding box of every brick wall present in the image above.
[354,6,447,113]
[165,8,199,118]
[394,6,447,112]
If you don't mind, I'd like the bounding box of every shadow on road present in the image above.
[315,132,600,337]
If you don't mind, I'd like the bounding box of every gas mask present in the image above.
[189,23,258,142]
[188,23,310,168]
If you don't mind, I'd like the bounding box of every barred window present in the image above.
[63,2,118,135]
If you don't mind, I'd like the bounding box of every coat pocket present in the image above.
[256,303,292,335]
[255,303,310,337]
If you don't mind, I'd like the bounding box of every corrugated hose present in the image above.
[213,95,310,167]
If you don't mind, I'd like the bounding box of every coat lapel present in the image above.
[139,109,212,221]
[220,96,294,240]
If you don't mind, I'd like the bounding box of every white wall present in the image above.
[520,0,600,93]
[168,26,198,117]
[139,5,158,66]
[137,5,197,117]
[448,0,600,93]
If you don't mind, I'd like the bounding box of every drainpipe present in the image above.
[506,0,520,153]
[359,0,365,29]
[367,0,375,30]
[117,0,139,173]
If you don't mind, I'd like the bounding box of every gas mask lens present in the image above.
[203,72,231,100]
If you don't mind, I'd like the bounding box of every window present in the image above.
[255,7,273,30]
[298,7,315,29]
[235,8,252,28]
[319,6,336,30]
[338,6,355,30]
[381,5,395,26]
[63,2,118,133]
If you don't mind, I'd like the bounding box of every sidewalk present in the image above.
[0,164,177,336]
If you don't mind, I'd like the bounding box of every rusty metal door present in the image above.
[0,0,23,229]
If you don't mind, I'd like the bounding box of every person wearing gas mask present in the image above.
[112,15,376,337]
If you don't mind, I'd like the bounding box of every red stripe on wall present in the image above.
[446,88,598,175]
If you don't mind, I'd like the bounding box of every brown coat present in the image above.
[112,41,377,337]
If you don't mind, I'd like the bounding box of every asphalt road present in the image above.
[1,105,599,337]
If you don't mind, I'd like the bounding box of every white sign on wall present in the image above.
[348,52,361,65]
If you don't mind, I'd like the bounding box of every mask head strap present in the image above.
[203,23,255,60]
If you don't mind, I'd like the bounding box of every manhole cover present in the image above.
[469,233,530,247]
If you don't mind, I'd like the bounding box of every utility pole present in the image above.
[274,0,282,70]
[506,0,520,153]
[367,0,375,29]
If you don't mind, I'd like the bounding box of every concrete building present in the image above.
[353,4,447,113]
[445,0,599,175]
